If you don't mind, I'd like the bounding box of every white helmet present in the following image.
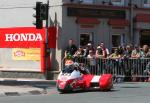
[74,62,79,67]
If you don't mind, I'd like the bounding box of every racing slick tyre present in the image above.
[57,85,73,93]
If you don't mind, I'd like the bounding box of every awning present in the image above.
[108,19,129,26]
[135,13,150,22]
[76,18,100,24]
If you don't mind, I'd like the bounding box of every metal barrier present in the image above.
[62,57,150,80]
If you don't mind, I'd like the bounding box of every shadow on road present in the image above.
[59,89,119,94]
[121,86,141,88]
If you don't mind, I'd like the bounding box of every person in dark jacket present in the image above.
[64,39,77,58]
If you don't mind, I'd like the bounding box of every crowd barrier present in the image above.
[62,57,150,80]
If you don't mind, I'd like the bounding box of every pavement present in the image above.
[0,78,56,86]
[0,78,56,97]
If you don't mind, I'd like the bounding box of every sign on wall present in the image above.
[0,27,56,72]
[12,48,40,61]
[0,27,45,48]
[0,27,57,48]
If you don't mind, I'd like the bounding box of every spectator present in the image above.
[117,46,125,57]
[87,50,96,63]
[64,39,77,58]
[140,45,149,58]
[146,48,150,58]
[95,46,106,74]
[123,45,133,82]
[144,62,150,82]
[123,45,133,81]
[84,42,95,57]
[109,48,121,59]
[108,48,122,77]
[131,45,143,58]
[87,50,96,74]
[123,45,132,58]
[74,46,85,58]
[144,48,150,81]
[95,46,105,58]
[131,45,144,82]
[100,42,110,58]
[74,46,85,64]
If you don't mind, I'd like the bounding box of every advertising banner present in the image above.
[0,27,56,72]
[0,27,45,48]
[12,48,40,61]
[0,27,56,48]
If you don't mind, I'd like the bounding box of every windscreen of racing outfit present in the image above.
[74,62,89,74]
[62,65,74,74]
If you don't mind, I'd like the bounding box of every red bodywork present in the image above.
[57,73,113,93]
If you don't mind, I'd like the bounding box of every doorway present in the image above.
[140,30,150,46]
[112,34,121,48]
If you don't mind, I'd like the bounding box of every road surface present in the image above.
[0,82,150,103]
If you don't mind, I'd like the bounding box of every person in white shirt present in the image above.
[100,42,110,58]
[87,50,96,74]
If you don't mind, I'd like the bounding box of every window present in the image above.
[112,34,121,47]
[80,33,94,47]
[144,0,150,7]
[140,30,150,46]
[111,0,124,6]
[80,0,94,4]
[144,0,150,4]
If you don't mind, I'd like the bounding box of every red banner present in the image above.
[0,27,45,48]
[0,27,56,48]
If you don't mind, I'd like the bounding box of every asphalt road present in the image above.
[0,82,150,103]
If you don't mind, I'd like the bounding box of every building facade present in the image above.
[0,0,150,79]
[49,0,150,78]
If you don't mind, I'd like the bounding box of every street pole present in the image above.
[45,0,50,79]
[130,0,134,45]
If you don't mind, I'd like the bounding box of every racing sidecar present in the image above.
[56,62,113,93]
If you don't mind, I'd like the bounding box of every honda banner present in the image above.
[0,27,56,48]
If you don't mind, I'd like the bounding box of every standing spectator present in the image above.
[74,46,85,58]
[142,45,149,58]
[123,45,133,82]
[74,46,85,63]
[131,45,143,82]
[146,48,150,58]
[109,48,122,76]
[100,42,110,58]
[95,46,105,74]
[87,50,96,74]
[109,48,121,59]
[139,45,149,82]
[123,45,132,58]
[144,47,150,82]
[131,45,143,58]
[84,42,95,57]
[64,39,77,58]
[144,62,150,82]
[95,46,105,58]
[117,46,125,57]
